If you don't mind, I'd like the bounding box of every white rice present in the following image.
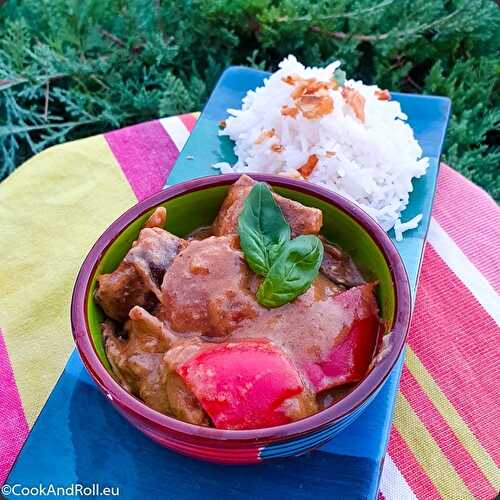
[217,55,429,240]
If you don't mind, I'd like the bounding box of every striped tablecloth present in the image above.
[0,114,499,499]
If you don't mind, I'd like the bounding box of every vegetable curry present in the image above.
[95,175,381,430]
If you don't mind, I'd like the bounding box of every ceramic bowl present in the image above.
[71,173,411,464]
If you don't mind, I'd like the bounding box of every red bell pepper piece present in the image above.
[303,283,380,392]
[176,340,304,430]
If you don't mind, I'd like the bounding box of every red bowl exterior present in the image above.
[71,173,411,464]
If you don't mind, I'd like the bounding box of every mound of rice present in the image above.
[217,55,429,240]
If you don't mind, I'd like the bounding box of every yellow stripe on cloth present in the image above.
[0,136,136,426]
[405,348,500,490]
[394,392,473,499]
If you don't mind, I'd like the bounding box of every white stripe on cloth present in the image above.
[428,217,500,326]
[379,454,418,500]
[159,117,190,152]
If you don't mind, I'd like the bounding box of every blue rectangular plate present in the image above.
[6,67,450,500]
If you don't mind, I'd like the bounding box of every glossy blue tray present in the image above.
[6,67,450,499]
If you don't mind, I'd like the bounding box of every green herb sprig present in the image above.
[237,182,290,276]
[238,183,324,308]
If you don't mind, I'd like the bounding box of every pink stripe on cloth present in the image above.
[399,365,496,498]
[408,246,500,463]
[386,428,441,500]
[105,120,179,201]
[0,329,29,485]
[179,113,197,132]
[433,165,500,294]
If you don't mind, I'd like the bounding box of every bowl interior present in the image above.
[86,184,395,375]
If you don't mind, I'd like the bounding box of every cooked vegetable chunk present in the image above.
[301,283,379,391]
[144,206,167,229]
[213,175,322,237]
[319,236,365,288]
[176,341,306,429]
[96,227,187,321]
[166,372,210,426]
[103,314,172,414]
[161,235,258,337]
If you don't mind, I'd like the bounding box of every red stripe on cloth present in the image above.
[179,113,197,132]
[387,427,441,500]
[377,491,385,500]
[105,120,180,201]
[433,165,500,294]
[399,365,496,498]
[408,246,500,463]
[0,329,29,485]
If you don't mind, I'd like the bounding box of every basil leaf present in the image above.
[256,235,324,308]
[238,182,291,276]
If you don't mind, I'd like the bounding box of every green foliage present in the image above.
[1,0,498,199]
